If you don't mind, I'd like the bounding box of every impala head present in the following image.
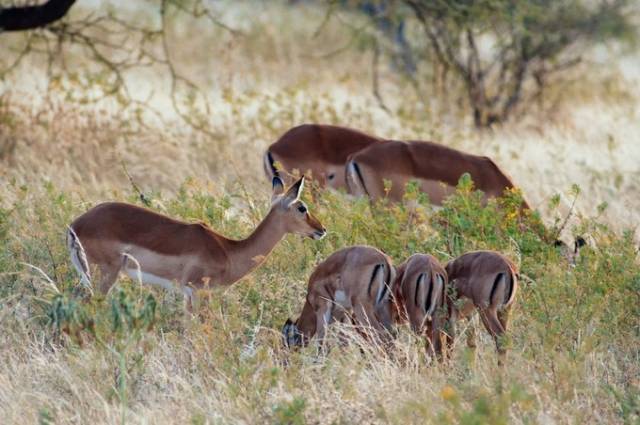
[554,236,587,265]
[282,318,306,348]
[264,151,347,191]
[271,176,326,240]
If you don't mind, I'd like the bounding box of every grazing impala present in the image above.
[444,251,518,365]
[347,139,529,208]
[392,254,448,358]
[555,236,587,265]
[282,245,395,348]
[67,177,326,308]
[264,124,381,190]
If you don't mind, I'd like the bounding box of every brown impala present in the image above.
[67,177,326,309]
[347,139,529,208]
[282,245,395,348]
[264,124,381,190]
[444,250,518,365]
[392,254,448,359]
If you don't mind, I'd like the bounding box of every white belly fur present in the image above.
[124,268,178,292]
[119,244,200,291]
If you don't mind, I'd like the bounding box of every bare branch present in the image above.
[371,38,391,114]
[0,0,76,32]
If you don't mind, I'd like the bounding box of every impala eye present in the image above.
[328,173,335,180]
[297,204,307,213]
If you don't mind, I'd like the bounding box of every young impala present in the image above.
[347,139,529,208]
[444,250,518,365]
[67,177,326,308]
[282,245,395,348]
[391,254,448,359]
[264,124,381,191]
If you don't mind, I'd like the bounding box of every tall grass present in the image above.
[0,176,637,423]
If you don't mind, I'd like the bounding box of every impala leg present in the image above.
[498,306,511,332]
[432,316,445,362]
[354,304,389,349]
[466,318,477,350]
[425,320,443,362]
[314,300,333,353]
[97,263,121,295]
[444,308,457,362]
[497,307,512,364]
[332,306,351,347]
[425,321,435,358]
[180,267,207,316]
[464,317,478,366]
[181,286,198,315]
[479,308,507,366]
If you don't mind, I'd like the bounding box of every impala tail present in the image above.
[370,262,394,306]
[66,226,92,288]
[346,159,369,197]
[370,260,396,331]
[489,270,516,309]
[420,272,445,320]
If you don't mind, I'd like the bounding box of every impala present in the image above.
[391,254,448,358]
[282,245,395,348]
[67,177,326,308]
[555,236,586,265]
[264,124,381,191]
[444,250,518,365]
[347,139,529,208]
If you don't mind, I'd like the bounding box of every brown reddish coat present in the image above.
[445,250,518,364]
[347,139,528,207]
[392,254,448,357]
[67,177,325,309]
[282,245,395,348]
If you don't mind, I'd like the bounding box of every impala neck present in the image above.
[224,208,286,284]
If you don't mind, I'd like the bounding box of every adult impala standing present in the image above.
[67,177,325,308]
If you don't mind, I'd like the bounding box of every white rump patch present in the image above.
[346,161,366,196]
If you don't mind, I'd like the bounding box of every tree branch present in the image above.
[0,0,76,32]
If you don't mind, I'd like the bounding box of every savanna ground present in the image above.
[0,1,639,424]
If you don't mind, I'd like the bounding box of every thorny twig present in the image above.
[120,160,151,207]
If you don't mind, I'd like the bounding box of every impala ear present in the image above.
[283,176,305,206]
[282,318,296,348]
[574,236,586,252]
[272,176,285,201]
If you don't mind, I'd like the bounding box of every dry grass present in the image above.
[0,1,639,424]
